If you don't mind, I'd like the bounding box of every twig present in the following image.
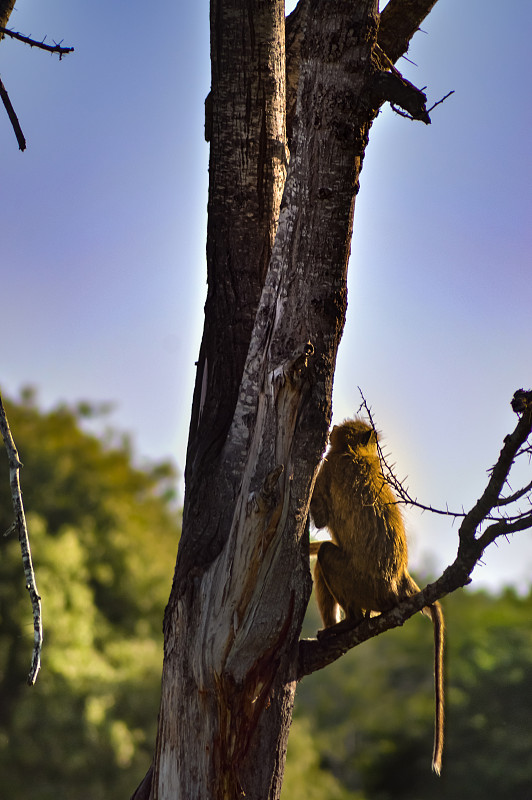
[389,89,454,121]
[0,26,74,59]
[497,478,532,506]
[0,392,42,685]
[426,90,455,114]
[0,75,26,151]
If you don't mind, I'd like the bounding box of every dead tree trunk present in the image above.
[140,1,441,798]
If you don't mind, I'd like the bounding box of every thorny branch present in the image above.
[0,25,73,150]
[299,388,532,678]
[0,393,42,685]
[359,391,532,529]
[497,478,532,506]
[0,26,74,58]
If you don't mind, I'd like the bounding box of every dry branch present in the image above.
[0,392,42,684]
[370,69,430,123]
[0,25,74,58]
[0,75,25,150]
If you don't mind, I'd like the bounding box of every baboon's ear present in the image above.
[361,429,376,447]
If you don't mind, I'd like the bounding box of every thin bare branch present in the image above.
[497,478,532,506]
[0,392,42,685]
[0,75,25,150]
[476,513,532,551]
[426,89,455,114]
[0,26,74,58]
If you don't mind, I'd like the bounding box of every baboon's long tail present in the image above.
[427,601,445,775]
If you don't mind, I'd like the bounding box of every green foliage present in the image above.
[282,717,363,800]
[0,389,180,798]
[284,586,532,800]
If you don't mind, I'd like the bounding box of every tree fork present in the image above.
[139,1,443,797]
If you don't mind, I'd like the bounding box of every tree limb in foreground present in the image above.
[0,26,74,58]
[298,388,532,678]
[0,392,42,684]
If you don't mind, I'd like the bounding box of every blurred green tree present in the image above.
[0,389,180,798]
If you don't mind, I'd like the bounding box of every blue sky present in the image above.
[1,1,531,591]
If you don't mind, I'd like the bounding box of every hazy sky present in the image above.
[1,1,531,591]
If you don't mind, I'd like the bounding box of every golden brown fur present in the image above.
[310,418,444,774]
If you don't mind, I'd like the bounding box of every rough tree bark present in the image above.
[136,1,446,798]
[0,0,16,32]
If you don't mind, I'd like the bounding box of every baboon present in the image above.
[309,418,444,775]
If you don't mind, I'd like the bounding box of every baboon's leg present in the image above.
[313,557,338,627]
[317,541,365,624]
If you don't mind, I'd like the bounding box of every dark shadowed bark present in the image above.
[0,0,16,32]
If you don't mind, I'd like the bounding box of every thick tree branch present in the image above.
[287,0,441,109]
[299,579,438,678]
[378,0,439,63]
[0,26,74,58]
[0,392,42,684]
[369,69,430,123]
[298,389,532,679]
